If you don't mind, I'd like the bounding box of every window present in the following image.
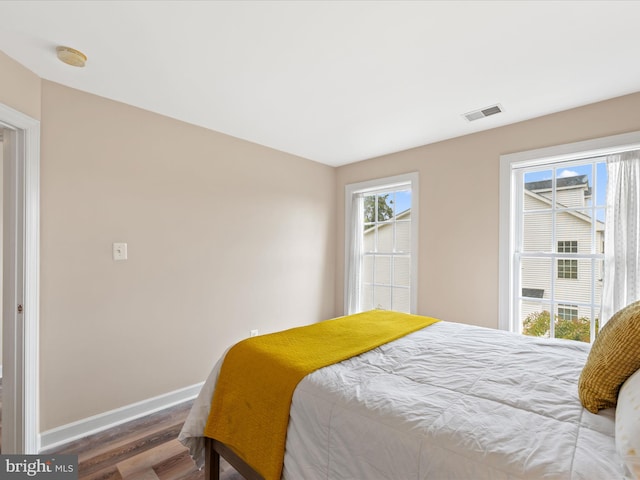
[557,259,578,279]
[557,304,579,321]
[558,240,578,253]
[515,160,605,343]
[557,241,578,279]
[500,132,640,343]
[345,173,418,315]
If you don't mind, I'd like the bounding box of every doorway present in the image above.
[0,102,40,454]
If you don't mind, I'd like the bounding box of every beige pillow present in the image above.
[578,300,640,413]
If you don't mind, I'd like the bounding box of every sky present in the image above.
[394,190,411,214]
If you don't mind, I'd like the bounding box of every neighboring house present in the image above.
[361,209,412,312]
[521,175,604,322]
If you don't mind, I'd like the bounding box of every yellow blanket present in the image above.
[204,310,440,480]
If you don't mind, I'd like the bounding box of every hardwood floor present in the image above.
[42,400,244,480]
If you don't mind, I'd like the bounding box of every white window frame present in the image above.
[499,131,640,333]
[344,172,419,315]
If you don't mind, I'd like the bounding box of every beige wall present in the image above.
[335,92,640,329]
[0,51,41,120]
[39,81,336,430]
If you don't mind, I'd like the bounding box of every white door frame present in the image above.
[1,102,40,453]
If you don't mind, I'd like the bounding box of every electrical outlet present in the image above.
[250,329,259,337]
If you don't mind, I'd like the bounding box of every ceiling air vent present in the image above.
[463,104,503,122]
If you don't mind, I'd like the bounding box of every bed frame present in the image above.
[205,437,264,480]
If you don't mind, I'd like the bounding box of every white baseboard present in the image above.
[39,382,204,452]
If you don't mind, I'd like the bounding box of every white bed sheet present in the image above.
[179,321,626,479]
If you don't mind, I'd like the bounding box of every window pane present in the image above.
[392,287,410,313]
[361,284,374,311]
[363,226,375,252]
[523,212,552,252]
[363,194,376,224]
[596,258,604,302]
[395,221,411,252]
[556,165,593,208]
[553,304,595,343]
[557,210,594,252]
[556,259,596,304]
[394,189,411,216]
[373,285,391,310]
[377,224,393,252]
[595,162,608,208]
[524,170,553,210]
[393,256,410,287]
[521,301,550,338]
[375,255,391,285]
[363,255,374,284]
[521,257,551,299]
[376,193,394,222]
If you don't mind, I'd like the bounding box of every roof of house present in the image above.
[523,178,604,231]
[525,175,591,196]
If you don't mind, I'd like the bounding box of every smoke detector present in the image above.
[56,46,87,67]
[463,104,503,122]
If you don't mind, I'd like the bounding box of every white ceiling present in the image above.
[1,1,639,167]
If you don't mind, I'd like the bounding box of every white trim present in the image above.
[1,102,40,454]
[498,156,514,331]
[344,173,418,195]
[499,131,640,332]
[502,131,640,168]
[344,172,419,314]
[39,382,204,452]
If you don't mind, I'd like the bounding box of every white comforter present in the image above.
[179,321,626,479]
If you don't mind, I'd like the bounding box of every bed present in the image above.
[179,309,640,480]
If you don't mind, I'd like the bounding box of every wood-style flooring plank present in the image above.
[34,398,242,480]
[117,439,187,478]
[78,422,185,477]
[44,400,210,480]
[154,445,200,480]
[46,401,193,461]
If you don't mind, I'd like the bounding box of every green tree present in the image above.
[364,194,394,225]
[522,310,599,343]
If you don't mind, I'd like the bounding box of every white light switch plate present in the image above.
[113,242,128,261]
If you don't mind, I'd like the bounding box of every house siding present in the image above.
[521,187,604,323]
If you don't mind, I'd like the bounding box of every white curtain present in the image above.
[347,193,364,314]
[601,150,640,325]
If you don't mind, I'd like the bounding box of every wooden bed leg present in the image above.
[205,437,221,480]
[205,438,264,480]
